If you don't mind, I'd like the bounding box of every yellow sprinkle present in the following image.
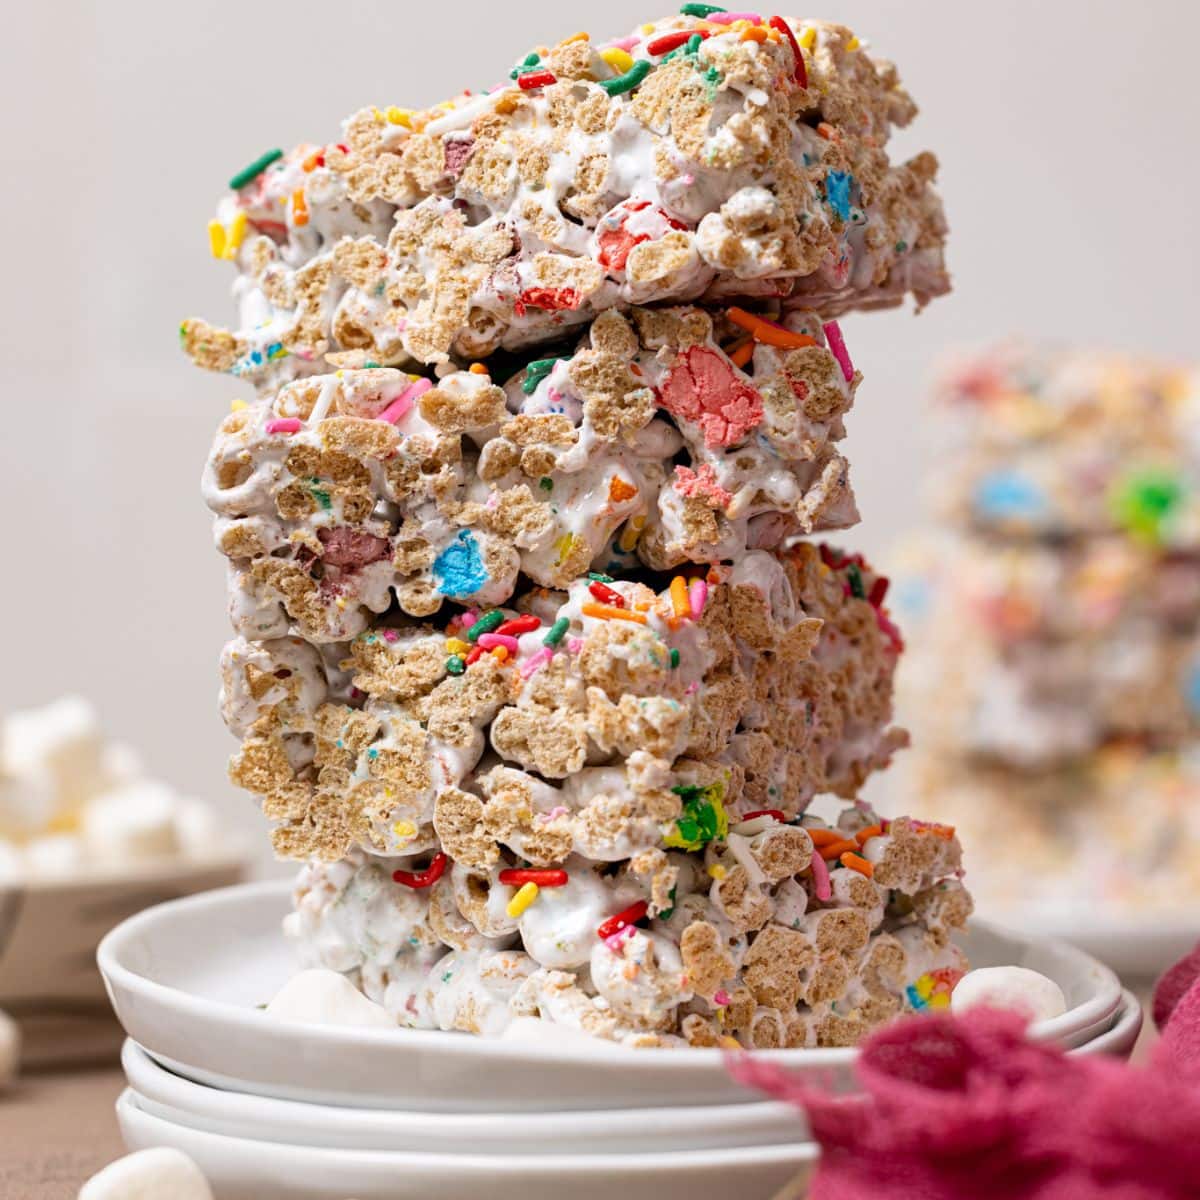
[491,645,509,662]
[708,864,727,881]
[618,516,646,553]
[798,26,816,50]
[506,881,539,918]
[392,820,417,841]
[437,99,456,110]
[845,34,860,51]
[719,1036,742,1050]
[385,106,413,127]
[229,398,248,412]
[669,575,691,619]
[445,638,470,655]
[224,210,247,258]
[642,22,655,33]
[207,219,227,259]
[600,47,634,74]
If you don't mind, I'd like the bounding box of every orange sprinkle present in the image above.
[818,839,860,861]
[491,646,509,662]
[669,575,690,619]
[729,339,755,368]
[581,602,647,625]
[291,188,310,227]
[562,30,589,43]
[301,150,323,172]
[816,121,840,142]
[840,851,875,878]
[807,828,850,847]
[608,476,638,503]
[854,823,883,845]
[740,25,769,42]
[468,362,489,375]
[726,307,817,351]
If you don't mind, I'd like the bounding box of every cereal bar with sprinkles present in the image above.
[204,305,861,643]
[220,544,907,862]
[283,807,969,1048]
[183,13,948,384]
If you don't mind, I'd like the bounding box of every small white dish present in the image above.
[1073,989,1143,1060]
[98,880,1122,1112]
[116,1089,816,1200]
[122,1039,807,1154]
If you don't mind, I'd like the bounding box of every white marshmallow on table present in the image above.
[1,695,105,824]
[0,837,23,885]
[0,1006,19,1089]
[81,782,182,863]
[78,1148,213,1200]
[951,966,1067,1022]
[266,968,396,1030]
[0,767,55,840]
[172,797,225,858]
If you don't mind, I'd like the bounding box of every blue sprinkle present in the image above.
[973,471,1046,521]
[432,530,489,597]
[1186,663,1200,714]
[825,171,853,221]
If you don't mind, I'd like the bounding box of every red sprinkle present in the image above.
[496,614,541,637]
[518,69,557,90]
[499,868,569,887]
[868,576,890,608]
[768,16,808,88]
[465,645,486,666]
[596,900,649,941]
[588,581,625,608]
[647,29,709,55]
[393,852,448,889]
[742,809,786,823]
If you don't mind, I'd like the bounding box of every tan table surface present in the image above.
[0,1066,126,1200]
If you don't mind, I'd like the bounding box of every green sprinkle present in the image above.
[681,2,726,15]
[539,477,554,492]
[686,33,703,54]
[659,886,678,921]
[446,655,466,675]
[229,148,284,191]
[669,648,681,669]
[894,240,908,253]
[847,563,865,599]
[588,572,614,583]
[599,59,652,96]
[466,610,504,642]
[521,356,566,394]
[311,486,331,511]
[543,617,570,646]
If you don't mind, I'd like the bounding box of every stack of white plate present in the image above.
[98,882,1142,1200]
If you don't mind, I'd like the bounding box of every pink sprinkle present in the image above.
[822,320,854,383]
[809,845,832,901]
[461,610,478,629]
[689,578,708,619]
[381,629,400,643]
[685,682,700,695]
[707,11,763,23]
[538,805,570,825]
[519,646,554,679]
[477,633,519,653]
[265,418,302,435]
[604,927,635,952]
[713,989,732,1007]
[567,636,584,654]
[378,377,433,425]
[608,35,640,50]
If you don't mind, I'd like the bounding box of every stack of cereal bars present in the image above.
[898,343,1200,922]
[187,9,972,1049]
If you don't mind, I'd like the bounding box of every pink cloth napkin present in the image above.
[730,943,1200,1198]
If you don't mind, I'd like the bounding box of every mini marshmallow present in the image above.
[0,838,23,886]
[22,833,85,876]
[78,1148,213,1200]
[266,968,396,1030]
[951,966,1067,1023]
[81,782,181,863]
[0,768,55,841]
[172,797,225,858]
[1,695,105,822]
[0,1007,19,1090]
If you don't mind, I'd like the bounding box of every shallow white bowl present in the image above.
[123,1039,807,1154]
[116,1089,815,1200]
[99,881,1122,1112]
[1073,989,1142,1059]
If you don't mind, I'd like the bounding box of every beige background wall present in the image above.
[2,1,1196,864]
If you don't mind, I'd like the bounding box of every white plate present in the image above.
[123,1039,807,1154]
[116,1089,816,1200]
[98,881,1122,1112]
[1073,989,1142,1059]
